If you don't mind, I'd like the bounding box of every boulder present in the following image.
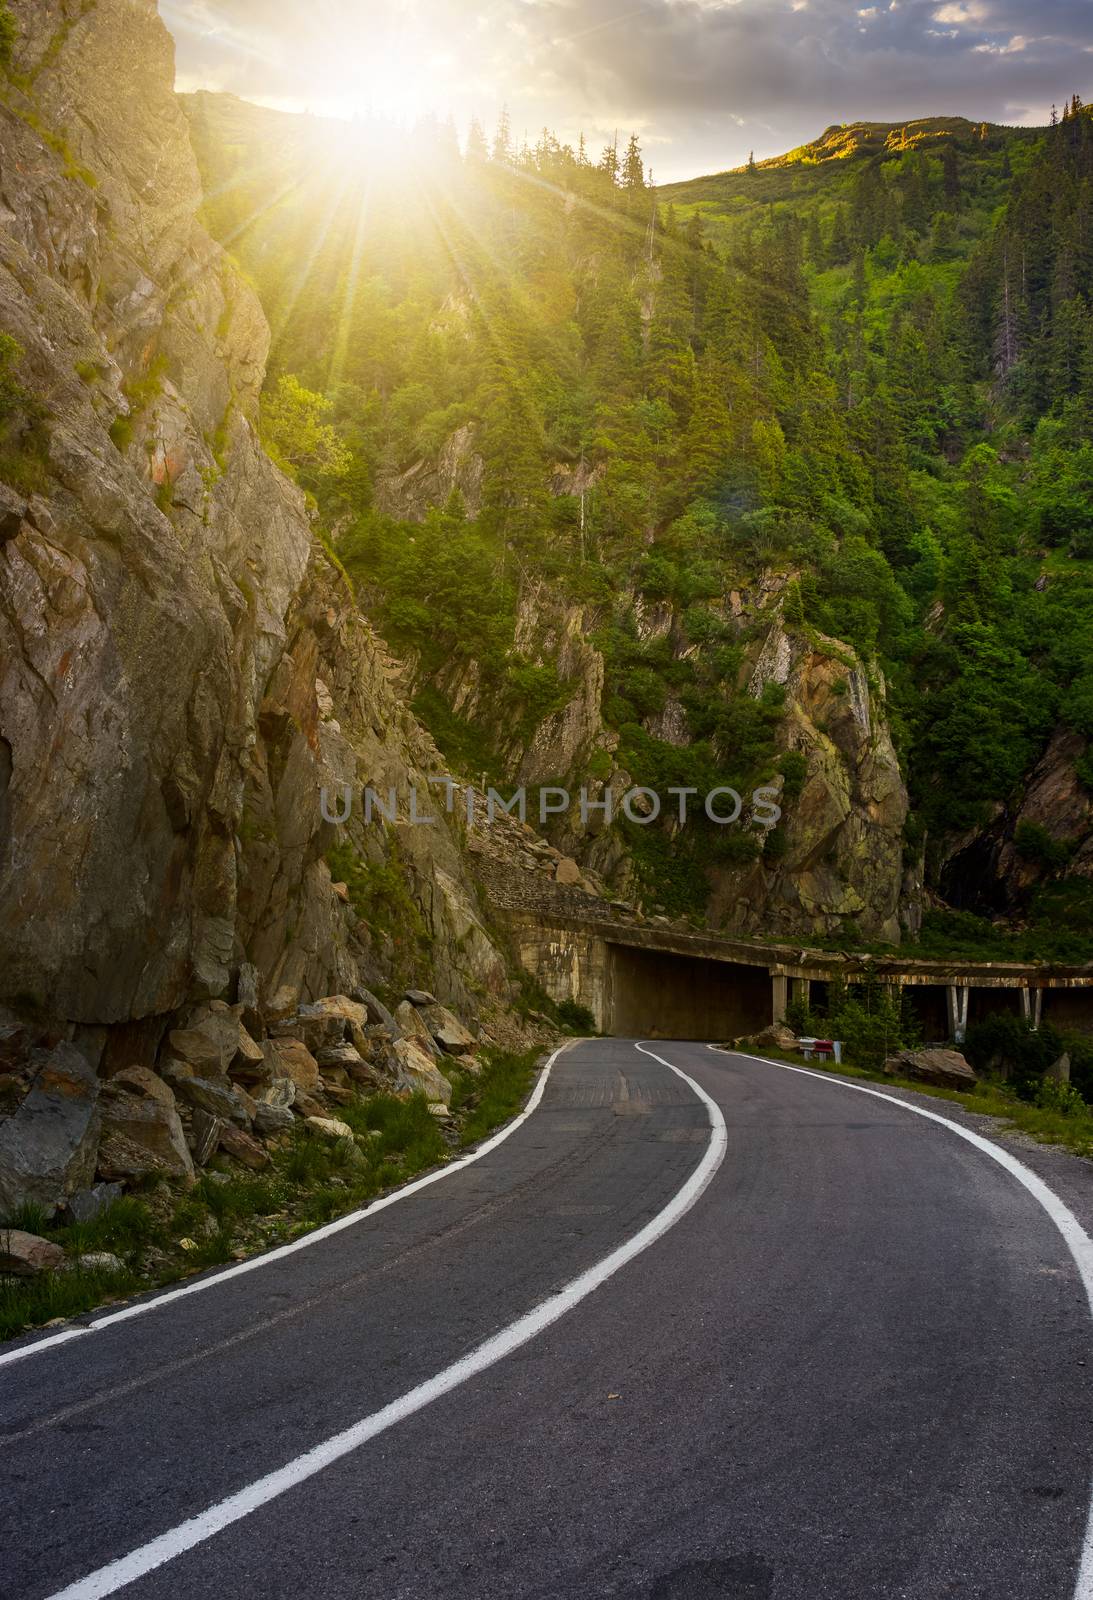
[167,1006,264,1079]
[0,1044,101,1214]
[253,1101,295,1137]
[235,962,261,1034]
[0,1230,66,1276]
[107,1066,176,1105]
[254,1076,296,1110]
[353,988,401,1034]
[166,1009,241,1075]
[265,986,300,1022]
[305,1115,355,1140]
[419,1004,476,1056]
[883,1048,977,1089]
[170,1074,253,1128]
[59,1182,123,1226]
[316,1043,368,1076]
[261,1038,320,1094]
[97,1078,194,1182]
[1046,1052,1071,1085]
[744,1022,799,1053]
[394,1001,441,1056]
[404,988,437,1007]
[218,1125,269,1169]
[391,1036,452,1105]
[309,996,370,1026]
[187,1109,223,1167]
[555,857,582,886]
[276,996,371,1053]
[66,1250,124,1274]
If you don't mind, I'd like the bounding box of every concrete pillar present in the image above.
[947,984,969,1045]
[1020,987,1043,1031]
[790,976,811,1011]
[772,972,788,1025]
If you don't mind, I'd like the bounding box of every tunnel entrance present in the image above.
[605,942,771,1040]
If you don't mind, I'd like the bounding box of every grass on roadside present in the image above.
[727,1042,1093,1160]
[0,1047,547,1343]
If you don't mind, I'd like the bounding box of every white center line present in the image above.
[43,1043,726,1600]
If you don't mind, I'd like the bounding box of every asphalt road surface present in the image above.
[3,1038,1093,1600]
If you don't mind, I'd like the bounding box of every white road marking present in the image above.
[715,1046,1093,1600]
[41,1042,725,1600]
[0,1042,574,1373]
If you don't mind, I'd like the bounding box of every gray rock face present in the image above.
[0,0,507,1064]
[0,1044,101,1214]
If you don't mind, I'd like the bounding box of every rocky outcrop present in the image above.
[0,1,509,1075]
[939,724,1093,915]
[708,618,908,942]
[374,423,484,520]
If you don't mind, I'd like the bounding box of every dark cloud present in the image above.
[164,0,1093,178]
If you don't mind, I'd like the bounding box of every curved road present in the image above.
[3,1038,1093,1600]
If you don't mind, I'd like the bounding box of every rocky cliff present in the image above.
[0,0,508,1067]
[403,559,910,941]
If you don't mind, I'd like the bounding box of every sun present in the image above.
[308,36,450,127]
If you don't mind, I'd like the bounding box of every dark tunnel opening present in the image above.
[605,942,772,1040]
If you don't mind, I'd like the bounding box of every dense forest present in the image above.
[182,93,1093,959]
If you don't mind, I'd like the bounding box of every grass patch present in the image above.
[0,1258,139,1341]
[449,1045,541,1147]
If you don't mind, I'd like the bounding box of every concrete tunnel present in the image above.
[604,941,772,1040]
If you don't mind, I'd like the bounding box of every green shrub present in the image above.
[777,750,808,802]
[558,999,596,1033]
[109,414,134,452]
[1014,819,1073,873]
[1034,1077,1086,1117]
[964,1014,1063,1099]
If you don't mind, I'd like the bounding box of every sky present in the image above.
[163,0,1093,181]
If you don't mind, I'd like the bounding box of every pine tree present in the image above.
[942,140,960,204]
[622,133,645,192]
[492,106,511,164]
[600,135,620,187]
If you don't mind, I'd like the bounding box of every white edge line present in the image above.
[0,1041,576,1373]
[43,1041,726,1600]
[711,1044,1093,1600]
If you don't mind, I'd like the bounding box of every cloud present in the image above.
[163,0,1093,179]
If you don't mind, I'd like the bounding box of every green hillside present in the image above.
[182,93,1093,958]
